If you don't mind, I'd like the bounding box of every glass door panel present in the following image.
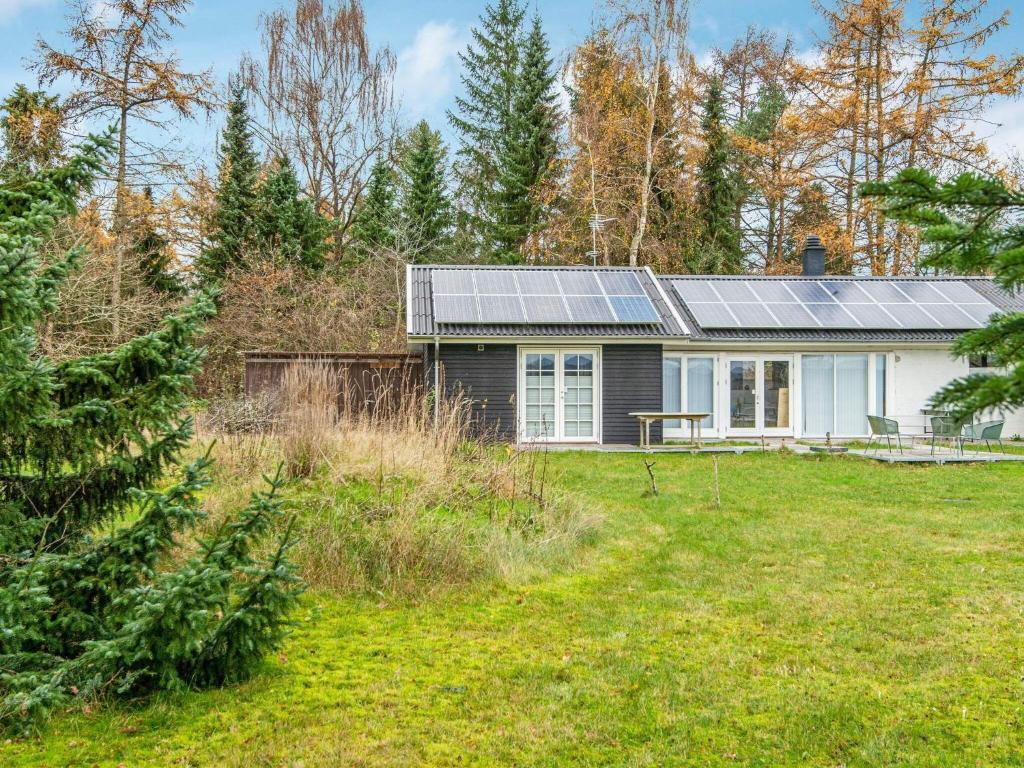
[687,357,715,429]
[729,360,757,430]
[662,357,682,429]
[524,353,556,438]
[763,360,791,430]
[563,353,595,439]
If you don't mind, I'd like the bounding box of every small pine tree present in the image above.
[401,121,452,261]
[132,186,184,294]
[0,85,64,180]
[695,78,743,274]
[198,89,260,284]
[863,169,1024,421]
[0,135,300,729]
[491,14,560,263]
[349,159,399,257]
[254,156,329,270]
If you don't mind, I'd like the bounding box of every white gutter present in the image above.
[645,266,688,335]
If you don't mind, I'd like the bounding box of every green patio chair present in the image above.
[930,415,965,456]
[962,419,1006,453]
[866,415,913,455]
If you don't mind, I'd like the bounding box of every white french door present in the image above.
[724,355,793,437]
[663,354,719,439]
[520,348,600,443]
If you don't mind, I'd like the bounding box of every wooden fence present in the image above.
[243,351,424,417]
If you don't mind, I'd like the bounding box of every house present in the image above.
[405,239,1024,445]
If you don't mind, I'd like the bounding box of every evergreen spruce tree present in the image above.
[491,14,561,263]
[448,0,525,259]
[0,135,300,729]
[349,159,399,257]
[198,89,260,284]
[254,156,329,270]
[401,121,452,261]
[695,79,743,274]
[0,84,64,180]
[863,169,1024,421]
[132,186,184,295]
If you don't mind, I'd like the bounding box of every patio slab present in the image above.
[846,447,1024,464]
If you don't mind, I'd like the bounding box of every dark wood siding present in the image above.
[427,343,518,440]
[602,344,663,444]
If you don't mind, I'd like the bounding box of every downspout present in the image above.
[433,336,440,421]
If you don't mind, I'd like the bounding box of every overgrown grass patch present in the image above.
[9,450,1024,766]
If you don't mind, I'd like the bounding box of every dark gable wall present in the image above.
[427,343,518,440]
[602,344,663,444]
[425,342,664,444]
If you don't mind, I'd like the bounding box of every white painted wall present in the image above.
[889,349,1024,438]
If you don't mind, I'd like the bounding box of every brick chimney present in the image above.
[801,235,826,277]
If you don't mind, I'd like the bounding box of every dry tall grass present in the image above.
[196,363,598,596]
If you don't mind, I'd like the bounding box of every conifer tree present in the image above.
[401,121,452,261]
[199,89,260,283]
[695,79,743,273]
[349,159,399,256]
[863,169,1024,421]
[131,186,184,295]
[0,84,64,180]
[254,156,330,270]
[0,136,300,728]
[491,14,560,262]
[448,0,525,258]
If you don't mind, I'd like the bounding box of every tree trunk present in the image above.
[629,83,660,267]
[111,104,129,342]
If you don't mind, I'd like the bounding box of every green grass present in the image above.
[8,451,1024,766]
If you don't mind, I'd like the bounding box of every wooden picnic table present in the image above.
[629,412,711,449]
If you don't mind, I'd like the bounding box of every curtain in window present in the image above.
[801,355,834,437]
[836,354,869,435]
[663,357,681,428]
[687,357,715,428]
[875,355,886,416]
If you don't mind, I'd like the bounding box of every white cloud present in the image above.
[395,21,462,119]
[0,0,51,23]
[978,98,1024,161]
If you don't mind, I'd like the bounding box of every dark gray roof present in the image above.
[407,264,687,338]
[659,275,1024,344]
[406,265,1024,344]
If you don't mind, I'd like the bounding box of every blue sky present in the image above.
[1,0,1023,161]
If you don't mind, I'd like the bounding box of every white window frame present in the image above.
[795,352,881,439]
[517,346,602,444]
[721,354,795,437]
[663,353,720,439]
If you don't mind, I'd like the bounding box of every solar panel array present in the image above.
[672,279,999,330]
[431,269,661,325]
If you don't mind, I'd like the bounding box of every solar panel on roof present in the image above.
[433,294,479,323]
[686,302,738,327]
[515,271,559,295]
[712,281,759,302]
[557,271,602,295]
[479,294,525,323]
[432,270,476,294]
[672,277,999,331]
[750,282,795,302]
[565,295,615,323]
[728,302,779,327]
[609,295,660,323]
[785,281,835,303]
[475,270,518,294]
[598,272,645,296]
[524,294,572,323]
[673,280,713,303]
[805,303,858,327]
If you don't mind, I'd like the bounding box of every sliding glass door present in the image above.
[520,349,599,442]
[800,354,869,438]
[662,354,717,439]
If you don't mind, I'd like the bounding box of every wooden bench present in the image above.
[628,412,710,448]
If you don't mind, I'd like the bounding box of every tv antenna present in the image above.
[587,213,615,266]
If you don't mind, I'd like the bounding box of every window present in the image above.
[969,354,996,369]
[875,354,886,416]
[663,355,715,431]
[801,354,869,437]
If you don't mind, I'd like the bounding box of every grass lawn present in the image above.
[8,450,1024,766]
